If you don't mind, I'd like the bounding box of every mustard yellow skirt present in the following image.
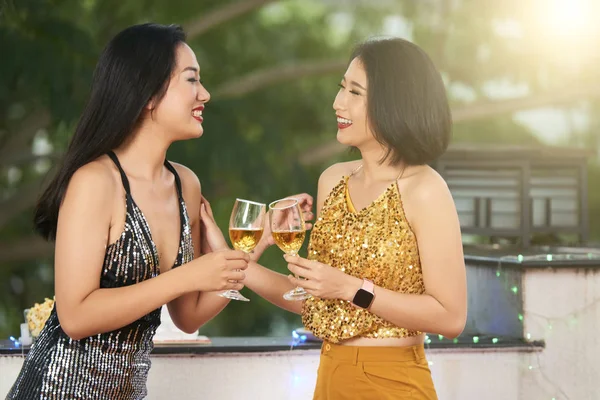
[313,342,438,399]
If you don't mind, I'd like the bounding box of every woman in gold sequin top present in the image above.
[7,24,250,400]
[240,38,468,399]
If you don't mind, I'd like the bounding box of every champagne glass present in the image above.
[269,198,310,301]
[220,198,266,302]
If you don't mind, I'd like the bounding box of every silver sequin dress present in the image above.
[7,151,194,399]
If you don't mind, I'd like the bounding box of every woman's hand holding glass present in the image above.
[200,193,316,302]
[220,198,266,302]
[269,198,311,301]
[284,256,362,301]
[183,250,250,293]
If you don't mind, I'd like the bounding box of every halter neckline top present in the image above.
[8,151,194,400]
[301,174,425,343]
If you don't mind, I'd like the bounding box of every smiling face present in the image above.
[332,57,378,151]
[333,38,452,166]
[150,43,211,141]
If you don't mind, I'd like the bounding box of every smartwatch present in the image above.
[352,279,375,309]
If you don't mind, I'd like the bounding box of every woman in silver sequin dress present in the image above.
[7,23,250,400]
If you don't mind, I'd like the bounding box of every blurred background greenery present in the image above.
[1,0,598,338]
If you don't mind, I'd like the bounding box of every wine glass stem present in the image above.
[287,251,301,281]
[236,250,252,279]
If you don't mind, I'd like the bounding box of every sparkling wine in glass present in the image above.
[220,198,265,302]
[269,198,310,301]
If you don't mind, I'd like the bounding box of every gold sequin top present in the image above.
[301,174,425,343]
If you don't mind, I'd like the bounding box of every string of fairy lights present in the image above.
[421,252,600,400]
[8,250,598,398]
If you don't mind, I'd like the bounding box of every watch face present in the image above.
[353,289,374,309]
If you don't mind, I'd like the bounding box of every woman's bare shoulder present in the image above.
[318,160,361,190]
[168,162,201,194]
[68,157,118,195]
[401,165,456,231]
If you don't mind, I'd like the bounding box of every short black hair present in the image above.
[350,37,452,166]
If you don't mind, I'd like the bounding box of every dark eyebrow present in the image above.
[182,66,199,73]
[342,76,366,91]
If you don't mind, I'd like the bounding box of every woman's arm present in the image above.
[241,162,355,314]
[287,169,467,338]
[199,193,314,315]
[55,162,247,340]
[165,164,237,333]
[367,172,467,337]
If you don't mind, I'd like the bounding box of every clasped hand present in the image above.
[285,255,362,301]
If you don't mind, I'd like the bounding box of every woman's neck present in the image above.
[357,147,406,184]
[113,123,171,182]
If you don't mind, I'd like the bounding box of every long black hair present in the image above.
[34,23,187,240]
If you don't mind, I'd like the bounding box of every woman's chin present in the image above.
[187,126,204,139]
[172,129,204,142]
[336,129,356,146]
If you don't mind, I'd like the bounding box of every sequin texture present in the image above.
[302,176,424,343]
[7,153,194,400]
